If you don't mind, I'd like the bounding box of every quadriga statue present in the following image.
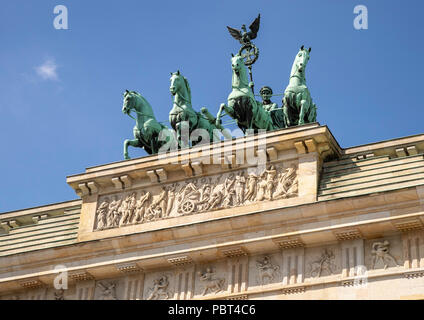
[122,90,176,159]
[283,45,317,127]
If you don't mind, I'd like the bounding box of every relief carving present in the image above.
[54,289,65,300]
[309,249,337,278]
[256,256,280,285]
[97,281,117,300]
[198,267,225,296]
[371,241,399,269]
[147,275,170,300]
[94,163,298,231]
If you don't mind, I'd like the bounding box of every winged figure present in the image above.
[227,14,261,45]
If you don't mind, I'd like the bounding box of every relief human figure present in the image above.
[234,174,246,205]
[134,191,150,223]
[264,165,277,200]
[197,185,212,211]
[206,188,224,210]
[256,172,268,201]
[145,187,168,220]
[244,172,258,201]
[166,184,178,216]
[147,276,170,300]
[120,193,137,226]
[97,282,117,300]
[256,256,280,285]
[310,249,336,277]
[107,197,122,228]
[222,174,236,208]
[95,198,109,230]
[273,165,298,200]
[178,182,200,202]
[371,241,399,269]
[198,267,225,296]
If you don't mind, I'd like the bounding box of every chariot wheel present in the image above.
[181,200,195,215]
[238,43,259,66]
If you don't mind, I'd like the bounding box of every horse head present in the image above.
[169,70,191,105]
[122,89,136,115]
[292,45,311,75]
[231,53,245,76]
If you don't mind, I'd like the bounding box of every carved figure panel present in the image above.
[256,256,281,285]
[146,275,172,300]
[197,267,225,296]
[306,247,340,278]
[94,162,298,231]
[97,281,117,300]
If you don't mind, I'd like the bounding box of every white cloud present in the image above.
[35,59,59,81]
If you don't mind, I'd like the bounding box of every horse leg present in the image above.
[298,99,308,125]
[216,103,232,127]
[124,139,141,160]
[176,122,190,149]
[282,96,291,127]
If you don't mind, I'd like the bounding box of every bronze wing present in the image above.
[226,26,242,41]
[248,14,261,39]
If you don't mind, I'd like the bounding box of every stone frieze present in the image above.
[93,163,298,231]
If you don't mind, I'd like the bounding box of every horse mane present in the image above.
[182,76,192,104]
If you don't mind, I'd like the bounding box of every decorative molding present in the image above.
[282,286,305,295]
[393,219,424,233]
[155,169,167,182]
[341,280,355,287]
[181,163,193,177]
[146,170,159,183]
[78,183,90,196]
[334,228,363,241]
[219,246,248,258]
[227,294,248,300]
[191,162,203,175]
[266,147,277,161]
[406,145,418,155]
[294,141,307,154]
[87,181,99,194]
[120,175,133,188]
[304,139,317,153]
[18,278,44,289]
[167,256,193,267]
[115,262,142,274]
[273,236,304,249]
[395,148,407,157]
[404,271,424,279]
[111,177,123,190]
[69,270,94,282]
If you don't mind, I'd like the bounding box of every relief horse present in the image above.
[122,90,176,159]
[216,54,275,133]
[283,46,317,127]
[169,71,224,148]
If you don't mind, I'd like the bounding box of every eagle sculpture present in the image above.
[227,14,261,45]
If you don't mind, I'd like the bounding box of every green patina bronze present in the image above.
[121,15,319,159]
[283,46,317,126]
[122,90,176,159]
[216,54,284,133]
[260,86,286,129]
[169,71,229,148]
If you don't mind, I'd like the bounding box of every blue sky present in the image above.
[0,0,423,212]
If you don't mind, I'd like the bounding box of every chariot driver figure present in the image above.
[259,86,286,129]
[260,86,278,112]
